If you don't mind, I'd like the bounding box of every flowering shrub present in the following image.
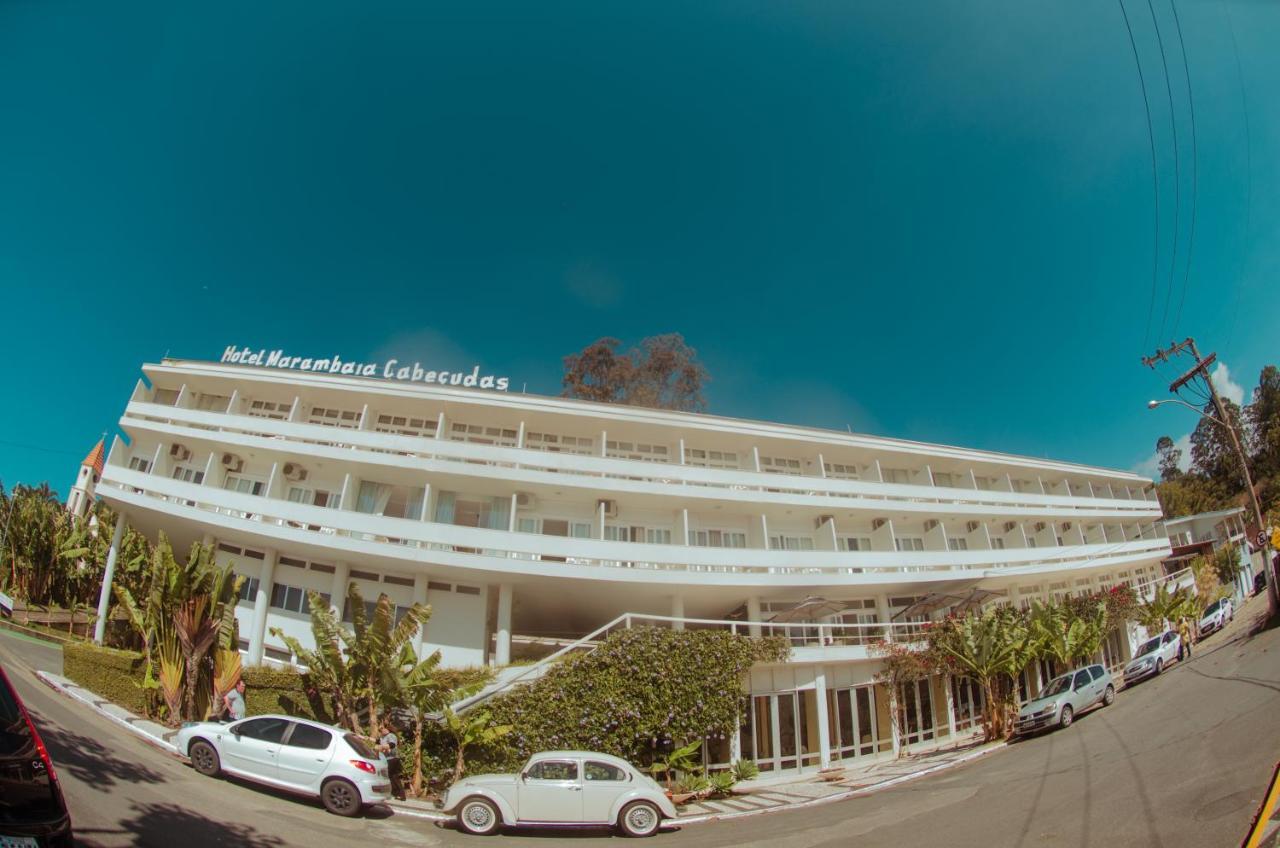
[466,627,789,773]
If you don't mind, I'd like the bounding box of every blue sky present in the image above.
[2,1,1277,495]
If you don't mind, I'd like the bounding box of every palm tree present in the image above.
[1135,583,1195,634]
[932,608,1029,741]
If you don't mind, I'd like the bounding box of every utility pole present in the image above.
[1143,338,1277,618]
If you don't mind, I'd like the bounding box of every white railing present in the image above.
[97,469,1172,583]
[119,401,1163,519]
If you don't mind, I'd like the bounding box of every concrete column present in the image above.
[944,675,957,739]
[329,561,350,619]
[413,573,429,657]
[815,670,832,768]
[747,596,763,638]
[201,532,215,548]
[93,513,127,644]
[671,594,685,630]
[876,594,894,642]
[495,583,513,666]
[247,548,278,666]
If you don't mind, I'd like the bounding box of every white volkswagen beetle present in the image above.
[439,750,678,837]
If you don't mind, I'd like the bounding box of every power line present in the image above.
[1146,0,1182,343]
[1168,0,1198,339]
[1222,3,1252,348]
[1118,0,1163,353]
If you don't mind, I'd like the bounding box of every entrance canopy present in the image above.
[892,587,1005,620]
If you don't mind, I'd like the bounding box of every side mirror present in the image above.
[520,772,528,782]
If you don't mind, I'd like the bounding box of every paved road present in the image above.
[2,598,1276,847]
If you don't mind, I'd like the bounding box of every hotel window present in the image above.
[152,388,180,406]
[450,422,517,446]
[689,529,747,548]
[881,467,911,484]
[195,393,230,412]
[374,414,438,438]
[973,475,995,491]
[128,456,152,473]
[355,481,425,520]
[435,492,510,530]
[948,537,969,551]
[759,455,802,474]
[343,599,414,627]
[237,576,260,603]
[287,487,335,508]
[991,537,1006,549]
[769,535,815,551]
[604,525,672,544]
[836,600,881,644]
[683,448,740,469]
[932,471,955,487]
[307,406,361,429]
[839,536,871,552]
[517,518,592,539]
[895,537,925,552]
[270,583,329,614]
[525,432,594,455]
[606,440,670,463]
[172,465,205,485]
[824,462,861,480]
[223,474,264,496]
[246,399,291,420]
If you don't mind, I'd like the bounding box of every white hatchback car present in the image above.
[1198,598,1234,637]
[1124,630,1181,684]
[175,714,391,816]
[440,750,678,837]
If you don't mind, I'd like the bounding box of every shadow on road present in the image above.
[74,801,287,847]
[28,708,166,790]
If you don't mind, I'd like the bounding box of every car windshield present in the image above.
[1203,600,1220,615]
[1136,637,1161,657]
[1041,676,1071,698]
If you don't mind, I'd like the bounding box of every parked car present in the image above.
[174,714,390,816]
[439,750,678,837]
[1254,571,1267,597]
[1124,630,1181,684]
[1014,664,1114,736]
[1198,598,1234,637]
[0,663,73,846]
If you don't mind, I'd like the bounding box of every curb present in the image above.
[676,743,1007,826]
[35,671,183,759]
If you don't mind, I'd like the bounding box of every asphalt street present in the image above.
[1,596,1277,848]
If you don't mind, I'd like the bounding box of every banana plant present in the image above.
[443,706,513,784]
[646,740,703,790]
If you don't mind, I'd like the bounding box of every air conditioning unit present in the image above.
[966,521,980,533]
[282,462,307,482]
[221,452,244,473]
[169,443,191,462]
[1034,522,1047,533]
[925,520,939,531]
[872,518,887,530]
[813,514,835,529]
[1003,522,1017,534]
[1061,522,1072,531]
[598,499,619,519]
[515,491,537,510]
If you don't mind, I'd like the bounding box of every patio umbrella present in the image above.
[767,596,848,623]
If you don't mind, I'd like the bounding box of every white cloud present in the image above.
[1132,432,1192,480]
[1211,362,1246,407]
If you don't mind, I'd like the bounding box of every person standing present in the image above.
[1176,618,1192,662]
[222,680,247,721]
[379,720,406,800]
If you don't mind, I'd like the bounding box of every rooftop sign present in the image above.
[219,345,510,391]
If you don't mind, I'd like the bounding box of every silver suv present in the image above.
[1014,663,1115,736]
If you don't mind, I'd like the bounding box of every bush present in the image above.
[471,628,789,773]
[63,642,147,714]
[241,667,333,723]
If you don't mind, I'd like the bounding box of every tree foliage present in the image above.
[561,334,709,412]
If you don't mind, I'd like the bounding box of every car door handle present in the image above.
[569,786,582,791]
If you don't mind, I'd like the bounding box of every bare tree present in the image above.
[562,334,708,412]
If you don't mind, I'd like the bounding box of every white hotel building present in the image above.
[92,357,1172,774]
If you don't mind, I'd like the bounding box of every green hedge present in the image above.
[63,642,147,715]
[241,667,333,723]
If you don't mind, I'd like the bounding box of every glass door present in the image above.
[827,684,887,763]
[899,680,935,746]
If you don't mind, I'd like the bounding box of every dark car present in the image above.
[0,664,72,846]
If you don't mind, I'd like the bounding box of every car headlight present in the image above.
[1037,704,1056,716]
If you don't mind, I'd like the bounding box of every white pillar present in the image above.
[815,670,832,768]
[330,561,350,619]
[747,596,762,638]
[247,548,278,666]
[496,583,513,665]
[93,513,127,644]
[671,594,685,630]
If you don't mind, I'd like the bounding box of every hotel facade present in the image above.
[91,357,1173,774]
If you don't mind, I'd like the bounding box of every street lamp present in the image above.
[1147,399,1278,617]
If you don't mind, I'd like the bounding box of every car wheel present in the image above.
[457,797,501,836]
[618,800,662,838]
[188,740,221,777]
[1059,705,1074,728]
[1102,684,1115,706]
[321,778,362,817]
[1155,658,1164,675]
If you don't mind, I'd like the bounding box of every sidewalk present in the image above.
[35,668,1005,826]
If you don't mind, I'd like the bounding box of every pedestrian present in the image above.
[1177,618,1192,662]
[222,679,247,722]
[379,720,406,801]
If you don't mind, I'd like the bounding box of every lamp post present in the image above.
[1147,398,1277,618]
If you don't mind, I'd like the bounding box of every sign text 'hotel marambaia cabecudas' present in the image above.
[220,345,510,391]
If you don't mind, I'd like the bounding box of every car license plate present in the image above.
[0,836,39,848]
[373,783,390,793]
